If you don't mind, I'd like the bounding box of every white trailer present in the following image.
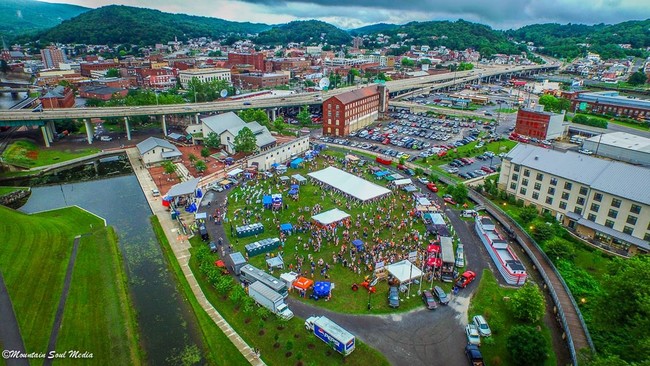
[248,281,294,320]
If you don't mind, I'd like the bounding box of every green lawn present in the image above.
[495,108,518,114]
[188,237,390,366]
[151,217,249,366]
[0,186,27,196]
[468,270,556,366]
[0,206,139,361]
[56,227,142,365]
[1,140,100,168]
[225,150,441,314]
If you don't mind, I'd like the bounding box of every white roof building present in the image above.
[201,112,276,154]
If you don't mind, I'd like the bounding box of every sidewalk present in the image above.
[125,148,265,366]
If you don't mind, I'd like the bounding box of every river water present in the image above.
[18,168,204,365]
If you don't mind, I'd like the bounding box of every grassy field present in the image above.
[468,270,556,366]
[1,140,100,168]
[0,206,139,360]
[224,149,451,314]
[187,237,390,366]
[495,108,518,114]
[151,217,249,366]
[0,186,27,196]
[56,227,142,365]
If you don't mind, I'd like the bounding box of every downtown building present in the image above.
[178,68,231,88]
[499,144,650,256]
[322,85,388,136]
[514,107,565,140]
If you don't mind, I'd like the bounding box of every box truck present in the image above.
[248,281,294,320]
[304,316,355,356]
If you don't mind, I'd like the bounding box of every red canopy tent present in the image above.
[427,257,442,267]
[427,244,441,254]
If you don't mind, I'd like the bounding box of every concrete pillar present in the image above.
[45,122,54,143]
[271,108,276,121]
[124,116,131,140]
[84,119,93,144]
[195,113,200,125]
[41,126,50,147]
[162,114,168,136]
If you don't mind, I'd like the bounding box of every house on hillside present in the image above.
[201,112,276,154]
[136,137,182,165]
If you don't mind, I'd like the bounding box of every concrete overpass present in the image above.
[0,63,557,146]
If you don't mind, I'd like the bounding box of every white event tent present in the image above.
[386,260,423,284]
[312,208,351,226]
[308,167,391,202]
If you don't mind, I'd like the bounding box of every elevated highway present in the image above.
[0,63,557,146]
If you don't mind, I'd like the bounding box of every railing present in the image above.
[465,188,595,365]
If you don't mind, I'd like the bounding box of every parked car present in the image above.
[417,177,429,184]
[433,286,449,305]
[472,315,492,337]
[465,324,481,346]
[388,286,400,308]
[208,241,218,253]
[444,197,457,205]
[456,271,476,289]
[465,344,485,366]
[426,183,438,192]
[578,148,594,155]
[421,290,438,310]
[455,245,465,268]
[151,188,160,197]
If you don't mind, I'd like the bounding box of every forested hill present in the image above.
[507,20,650,59]
[0,0,88,36]
[365,20,526,58]
[255,20,352,45]
[29,5,270,45]
[349,23,399,36]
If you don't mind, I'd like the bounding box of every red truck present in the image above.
[456,271,476,288]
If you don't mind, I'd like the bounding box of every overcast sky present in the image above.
[44,0,650,29]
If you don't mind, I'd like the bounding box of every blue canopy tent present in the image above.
[271,162,280,169]
[195,188,203,198]
[290,158,304,169]
[288,189,299,195]
[374,170,390,177]
[352,239,364,251]
[313,281,331,298]
[262,195,272,209]
[291,184,299,189]
[185,202,198,213]
[280,223,293,234]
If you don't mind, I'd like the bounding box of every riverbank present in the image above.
[0,206,141,363]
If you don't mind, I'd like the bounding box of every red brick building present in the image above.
[136,68,176,89]
[80,61,120,77]
[79,85,128,101]
[227,52,265,71]
[231,73,289,89]
[514,108,565,140]
[39,86,75,109]
[322,85,388,136]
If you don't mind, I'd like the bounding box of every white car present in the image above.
[151,188,160,197]
[465,324,481,346]
[578,149,594,155]
[417,177,429,184]
[473,315,492,337]
[455,245,465,268]
[447,167,459,174]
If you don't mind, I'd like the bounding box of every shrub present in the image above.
[507,326,548,366]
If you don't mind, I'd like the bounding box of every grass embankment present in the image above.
[187,237,390,366]
[1,140,100,168]
[150,217,249,366]
[56,227,142,365]
[0,206,140,362]
[495,108,518,114]
[468,270,556,366]
[0,186,27,196]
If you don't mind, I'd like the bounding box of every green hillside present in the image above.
[31,5,270,45]
[507,20,650,59]
[256,20,352,45]
[349,23,399,36]
[0,0,88,36]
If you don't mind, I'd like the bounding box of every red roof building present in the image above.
[322,85,388,136]
[39,86,75,109]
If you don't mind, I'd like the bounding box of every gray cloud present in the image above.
[238,0,650,28]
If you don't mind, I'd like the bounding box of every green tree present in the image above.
[545,237,576,261]
[458,62,474,71]
[238,109,270,126]
[510,282,546,323]
[105,68,120,78]
[296,105,311,127]
[538,94,558,112]
[233,127,257,153]
[507,326,549,366]
[194,160,207,173]
[447,183,468,203]
[419,58,432,65]
[628,71,648,86]
[532,224,554,242]
[593,255,650,362]
[188,153,198,163]
[200,147,210,158]
[401,58,415,68]
[273,116,286,134]
[204,132,221,149]
[162,160,176,174]
[519,205,538,224]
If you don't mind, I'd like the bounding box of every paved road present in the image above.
[0,270,29,366]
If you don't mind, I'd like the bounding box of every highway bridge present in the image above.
[0,63,558,146]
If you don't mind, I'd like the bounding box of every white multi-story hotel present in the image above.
[178,68,231,88]
[499,144,650,255]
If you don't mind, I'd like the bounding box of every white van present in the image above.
[461,210,478,218]
[100,136,112,142]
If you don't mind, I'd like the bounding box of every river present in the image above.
[18,170,204,365]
